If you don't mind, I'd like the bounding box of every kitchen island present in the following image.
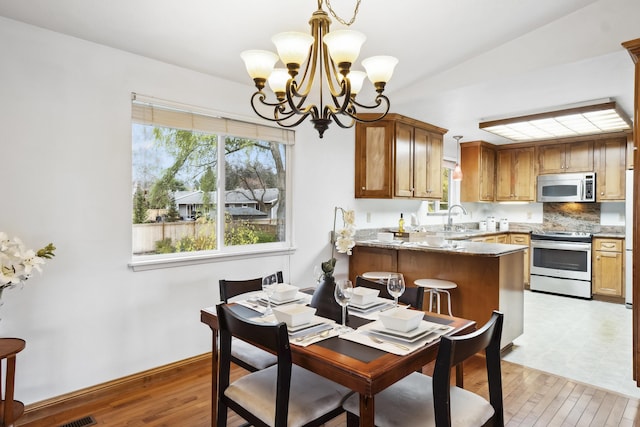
[349,239,527,348]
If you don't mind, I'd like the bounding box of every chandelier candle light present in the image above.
[240,0,398,138]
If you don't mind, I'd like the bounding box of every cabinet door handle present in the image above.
[361,186,366,190]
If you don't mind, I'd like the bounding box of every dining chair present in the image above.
[216,303,353,427]
[355,275,425,310]
[219,271,283,302]
[218,272,283,372]
[343,310,504,427]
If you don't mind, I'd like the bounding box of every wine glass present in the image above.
[387,273,405,308]
[262,275,277,316]
[334,279,353,333]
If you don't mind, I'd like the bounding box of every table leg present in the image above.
[4,355,16,426]
[456,362,464,388]
[359,393,374,427]
[210,327,218,427]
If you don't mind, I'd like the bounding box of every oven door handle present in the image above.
[531,241,592,251]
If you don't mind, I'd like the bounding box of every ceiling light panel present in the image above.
[479,101,632,142]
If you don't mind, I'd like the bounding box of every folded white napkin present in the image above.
[291,326,339,347]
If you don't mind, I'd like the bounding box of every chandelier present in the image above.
[240,0,398,138]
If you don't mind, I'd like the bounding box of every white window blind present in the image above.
[131,93,295,145]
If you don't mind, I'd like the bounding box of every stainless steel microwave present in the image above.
[536,172,596,202]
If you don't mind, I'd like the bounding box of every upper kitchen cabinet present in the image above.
[355,114,447,199]
[495,147,535,201]
[595,136,627,201]
[354,119,394,198]
[460,141,496,202]
[537,141,593,174]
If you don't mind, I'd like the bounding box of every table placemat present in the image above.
[422,314,454,325]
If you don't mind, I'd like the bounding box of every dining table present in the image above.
[200,289,476,427]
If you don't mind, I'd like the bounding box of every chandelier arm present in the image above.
[322,42,348,99]
[292,9,329,99]
[327,109,356,129]
[286,80,314,114]
[341,94,391,122]
[249,91,304,124]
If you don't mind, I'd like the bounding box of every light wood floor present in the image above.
[17,355,640,427]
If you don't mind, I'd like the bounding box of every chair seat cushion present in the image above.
[225,364,352,427]
[343,372,494,427]
[232,337,277,370]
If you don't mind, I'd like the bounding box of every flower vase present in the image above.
[309,275,347,324]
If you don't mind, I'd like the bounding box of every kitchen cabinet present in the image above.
[592,237,624,297]
[595,137,626,201]
[537,141,593,174]
[510,233,531,286]
[470,233,508,243]
[495,147,535,201]
[460,141,495,202]
[355,114,447,199]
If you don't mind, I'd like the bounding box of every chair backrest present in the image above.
[432,310,504,427]
[355,275,424,309]
[216,303,292,426]
[219,271,284,302]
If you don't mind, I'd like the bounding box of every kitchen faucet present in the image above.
[446,204,468,230]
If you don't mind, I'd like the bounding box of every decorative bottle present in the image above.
[398,213,405,233]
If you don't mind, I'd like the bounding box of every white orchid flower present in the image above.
[0,233,55,289]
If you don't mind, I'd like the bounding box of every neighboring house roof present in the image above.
[225,188,279,204]
[226,206,268,218]
[174,190,215,204]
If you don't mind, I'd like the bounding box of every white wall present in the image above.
[0,16,382,404]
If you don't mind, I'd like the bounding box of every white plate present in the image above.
[349,297,389,310]
[286,315,328,333]
[369,321,438,342]
[260,293,305,306]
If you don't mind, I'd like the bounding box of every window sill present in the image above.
[129,244,296,271]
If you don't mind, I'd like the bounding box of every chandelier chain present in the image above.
[324,0,361,26]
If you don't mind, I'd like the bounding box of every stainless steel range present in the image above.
[530,231,592,299]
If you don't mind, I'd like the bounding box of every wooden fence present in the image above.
[132,221,277,254]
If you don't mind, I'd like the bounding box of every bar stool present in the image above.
[414,279,457,316]
[362,271,395,282]
[0,338,25,427]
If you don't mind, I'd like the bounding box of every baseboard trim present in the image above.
[17,353,212,426]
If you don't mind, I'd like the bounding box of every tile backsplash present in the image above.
[542,202,601,232]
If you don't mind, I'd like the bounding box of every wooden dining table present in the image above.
[200,302,476,427]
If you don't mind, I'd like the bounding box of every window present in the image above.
[426,160,457,213]
[130,94,294,269]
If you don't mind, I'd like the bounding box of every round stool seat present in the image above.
[414,279,457,316]
[414,278,457,290]
[362,271,396,281]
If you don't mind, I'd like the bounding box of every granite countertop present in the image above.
[355,239,527,257]
[592,231,625,238]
